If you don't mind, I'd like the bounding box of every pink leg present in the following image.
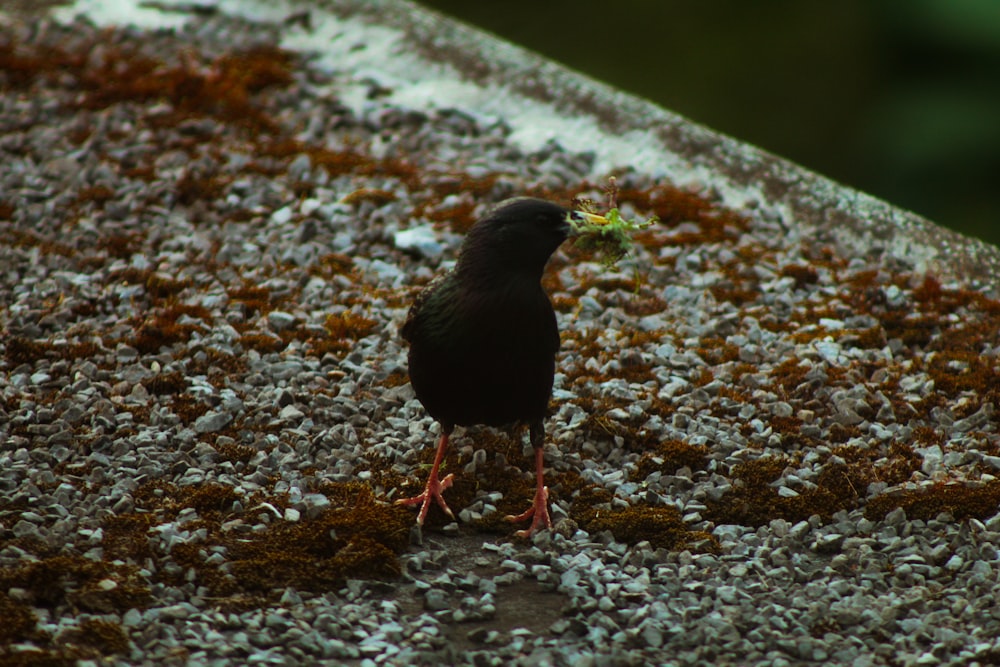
[395,430,455,525]
[505,446,552,537]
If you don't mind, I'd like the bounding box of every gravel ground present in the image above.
[3,7,1000,667]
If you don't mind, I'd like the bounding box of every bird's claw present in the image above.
[396,472,455,525]
[505,485,551,537]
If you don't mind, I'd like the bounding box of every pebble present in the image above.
[394,225,444,259]
[194,411,233,434]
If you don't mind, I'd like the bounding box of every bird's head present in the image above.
[457,198,604,281]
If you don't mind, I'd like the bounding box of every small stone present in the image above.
[394,225,443,258]
[945,555,964,571]
[267,311,297,331]
[122,609,143,627]
[271,206,294,224]
[424,589,449,611]
[280,405,305,421]
[194,411,233,434]
[640,620,663,649]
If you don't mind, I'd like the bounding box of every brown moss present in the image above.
[431,173,499,200]
[0,592,43,644]
[5,229,76,257]
[169,394,210,424]
[614,182,749,239]
[912,426,945,448]
[0,555,152,613]
[122,163,157,182]
[692,367,715,387]
[142,370,186,395]
[341,188,397,207]
[865,480,1000,522]
[853,441,921,487]
[132,304,210,354]
[770,357,811,394]
[703,438,927,528]
[0,39,84,89]
[284,144,418,186]
[849,326,888,349]
[623,292,668,318]
[315,253,355,277]
[183,484,242,515]
[570,403,636,445]
[97,480,412,605]
[204,483,409,597]
[306,147,373,176]
[908,275,997,318]
[187,346,248,378]
[5,36,293,149]
[704,457,817,527]
[414,197,481,234]
[150,274,193,299]
[825,423,863,445]
[101,513,159,562]
[78,45,294,134]
[3,337,100,366]
[710,284,760,307]
[228,284,272,315]
[175,169,229,206]
[379,369,410,389]
[321,311,378,350]
[926,348,1000,398]
[781,264,819,288]
[238,332,286,354]
[214,440,257,463]
[634,439,709,480]
[224,208,255,223]
[879,311,939,348]
[58,618,130,656]
[106,266,148,287]
[698,337,740,365]
[76,185,116,208]
[768,416,813,452]
[569,487,716,551]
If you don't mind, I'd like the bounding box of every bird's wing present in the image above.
[400,271,452,343]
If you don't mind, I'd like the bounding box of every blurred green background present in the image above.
[415,0,1000,247]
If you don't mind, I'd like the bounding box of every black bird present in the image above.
[397,197,593,536]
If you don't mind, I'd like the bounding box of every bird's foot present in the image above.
[395,472,455,525]
[505,485,551,537]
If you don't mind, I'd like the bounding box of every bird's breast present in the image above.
[407,277,559,428]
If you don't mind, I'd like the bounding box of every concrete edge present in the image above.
[313,0,1000,288]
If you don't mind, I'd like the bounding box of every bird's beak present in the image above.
[566,210,609,235]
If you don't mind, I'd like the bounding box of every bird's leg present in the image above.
[505,422,552,537]
[395,427,455,525]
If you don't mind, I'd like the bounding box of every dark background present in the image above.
[415,0,1000,247]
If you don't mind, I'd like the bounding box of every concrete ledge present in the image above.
[32,0,999,283]
[307,0,1000,286]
